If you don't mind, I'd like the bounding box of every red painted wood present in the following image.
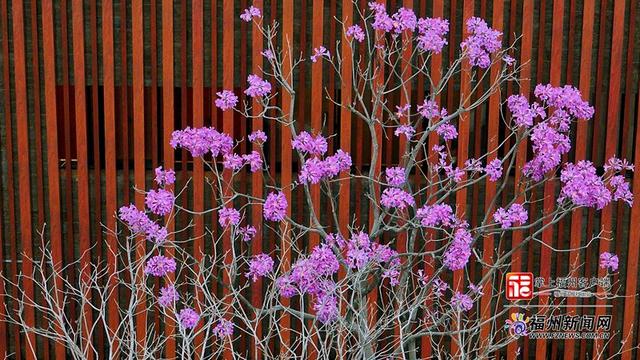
[132,0,147,352]
[102,0,121,356]
[192,1,206,356]
[162,0,177,357]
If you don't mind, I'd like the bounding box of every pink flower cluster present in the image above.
[240,6,261,22]
[385,167,406,187]
[460,17,502,68]
[299,150,352,184]
[344,232,401,285]
[523,122,571,181]
[346,25,365,42]
[507,94,545,128]
[248,129,267,144]
[245,74,271,97]
[558,161,611,210]
[119,204,168,244]
[144,255,177,277]
[381,187,415,210]
[485,159,503,181]
[158,285,179,307]
[435,122,457,141]
[145,189,174,216]
[178,308,200,329]
[443,227,473,271]
[493,203,528,229]
[416,203,454,228]
[246,253,274,282]
[418,99,446,119]
[170,127,233,158]
[292,131,328,156]
[599,252,619,272]
[212,319,234,338]
[451,292,474,311]
[416,17,449,53]
[219,207,241,227]
[263,191,288,221]
[154,166,176,187]
[310,46,330,63]
[215,90,239,111]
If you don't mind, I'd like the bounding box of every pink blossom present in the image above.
[240,6,261,22]
[246,253,274,282]
[310,46,330,63]
[145,189,174,216]
[215,90,238,111]
[346,24,365,42]
[178,308,200,329]
[381,187,415,209]
[599,252,619,272]
[144,255,177,277]
[460,17,502,68]
[154,166,176,186]
[245,74,271,97]
[219,207,241,227]
[264,191,288,221]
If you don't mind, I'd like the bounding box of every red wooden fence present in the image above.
[0,1,639,359]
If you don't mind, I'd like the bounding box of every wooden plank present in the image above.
[480,0,503,349]
[101,0,121,356]
[563,1,595,359]
[192,0,206,356]
[310,0,323,250]
[592,0,625,356]
[536,0,563,357]
[280,0,294,354]
[222,1,234,358]
[70,0,95,358]
[250,1,264,358]
[162,0,176,357]
[132,0,147,352]
[0,0,23,360]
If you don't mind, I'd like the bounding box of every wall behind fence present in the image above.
[1,0,639,359]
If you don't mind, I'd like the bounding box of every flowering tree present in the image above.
[3,2,636,359]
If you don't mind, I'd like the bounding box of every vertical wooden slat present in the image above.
[563,1,595,359]
[280,0,294,354]
[480,0,503,349]
[536,0,563,357]
[421,1,444,356]
[310,0,323,253]
[11,1,36,358]
[162,0,176,357]
[120,0,131,206]
[251,1,264,358]
[71,1,94,356]
[132,0,147,352]
[222,1,234,358]
[592,0,625,356]
[192,0,206,356]
[101,0,120,356]
[0,1,20,356]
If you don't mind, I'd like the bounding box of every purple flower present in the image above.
[322,149,352,177]
[243,151,263,172]
[436,122,458,140]
[464,158,484,172]
[390,7,417,33]
[145,189,174,216]
[558,161,611,210]
[394,125,416,139]
[261,49,275,60]
[248,129,267,144]
[299,158,326,184]
[381,187,415,210]
[223,153,245,171]
[534,84,594,120]
[119,204,153,234]
[604,157,634,172]
[446,167,465,183]
[264,191,288,221]
[609,175,633,206]
[416,203,454,228]
[246,253,274,282]
[310,46,330,63]
[599,252,619,272]
[493,203,528,229]
[416,17,449,53]
[178,308,200,329]
[462,19,500,66]
[170,127,234,158]
[314,293,339,324]
[346,24,365,42]
[215,90,238,111]
[292,131,328,156]
[245,74,271,97]
[503,55,516,66]
[443,228,473,271]
[460,17,502,68]
[276,276,298,298]
[212,319,234,338]
[468,283,483,295]
[507,94,546,128]
[369,3,394,32]
[385,167,406,187]
[310,244,340,276]
[240,6,261,22]
[523,123,571,180]
[395,104,411,118]
[219,207,241,227]
[451,292,474,311]
[485,159,503,181]
[238,225,257,242]
[146,225,168,245]
[325,233,346,248]
[418,99,445,119]
[154,166,176,186]
[158,285,179,307]
[432,277,449,296]
[144,255,177,277]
